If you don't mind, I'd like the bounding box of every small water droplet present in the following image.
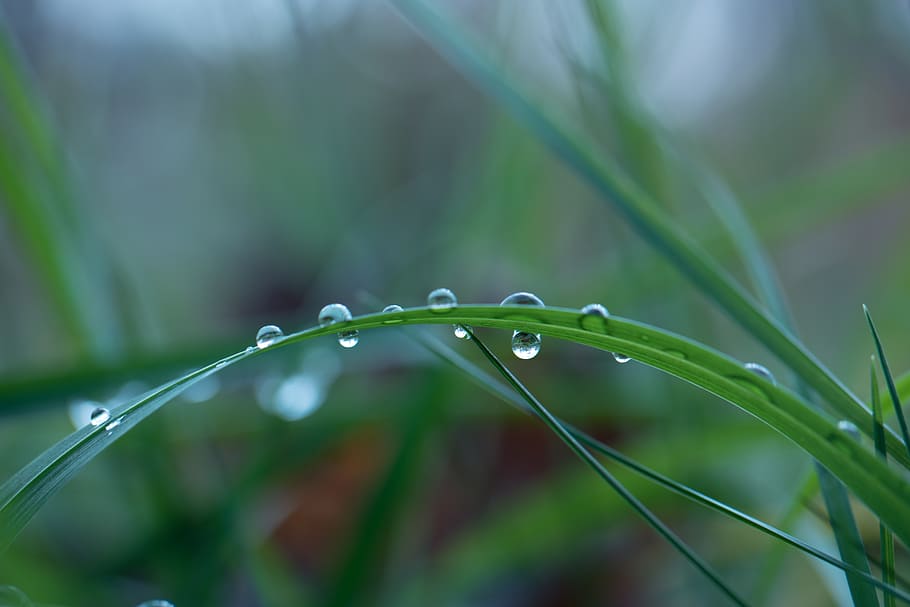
[0,585,31,606]
[579,303,610,332]
[730,376,770,399]
[69,399,101,429]
[89,407,111,427]
[580,303,609,317]
[255,325,283,349]
[511,331,541,360]
[454,324,471,340]
[427,288,457,312]
[381,304,405,324]
[837,420,860,440]
[501,292,545,360]
[136,601,175,607]
[104,417,123,432]
[744,362,776,385]
[319,303,359,348]
[612,352,631,364]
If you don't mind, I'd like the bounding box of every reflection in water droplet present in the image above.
[0,585,31,607]
[89,407,111,427]
[319,303,359,348]
[612,353,631,364]
[136,601,175,607]
[255,325,283,349]
[501,292,545,360]
[511,331,541,360]
[427,288,457,312]
[454,325,471,340]
[579,303,610,333]
[743,362,776,385]
[837,420,860,440]
[69,399,102,429]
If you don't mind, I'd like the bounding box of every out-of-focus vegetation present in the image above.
[0,1,909,605]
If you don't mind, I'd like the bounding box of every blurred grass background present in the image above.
[0,1,909,605]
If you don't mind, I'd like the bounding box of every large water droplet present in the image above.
[0,585,31,606]
[837,420,861,440]
[744,362,776,385]
[501,292,544,360]
[510,331,541,360]
[381,304,405,325]
[319,303,359,348]
[89,407,111,427]
[427,288,457,312]
[612,352,631,364]
[580,303,609,317]
[454,324,471,340]
[136,601,175,607]
[256,325,283,349]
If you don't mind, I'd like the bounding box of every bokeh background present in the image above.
[1,1,909,605]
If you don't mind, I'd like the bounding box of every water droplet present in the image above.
[255,325,283,349]
[0,585,31,606]
[454,324,471,340]
[427,288,457,312]
[613,352,631,364]
[381,304,405,324]
[581,303,609,317]
[319,303,359,348]
[89,407,111,427]
[136,601,175,607]
[104,417,123,432]
[729,376,770,399]
[511,331,541,360]
[837,420,861,440]
[744,362,776,385]
[69,399,102,429]
[501,292,544,360]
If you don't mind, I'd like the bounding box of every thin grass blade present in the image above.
[463,328,749,606]
[872,361,898,607]
[865,305,910,460]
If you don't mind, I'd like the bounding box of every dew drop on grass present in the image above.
[319,303,359,348]
[501,292,545,360]
[580,303,609,317]
[837,420,860,440]
[89,407,111,427]
[613,353,631,364]
[454,324,471,340]
[69,399,102,429]
[381,304,405,325]
[744,362,776,385]
[136,601,175,607]
[255,325,283,349]
[427,288,457,312]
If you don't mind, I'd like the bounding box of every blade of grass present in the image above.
[865,305,910,460]
[414,328,910,603]
[5,306,910,554]
[872,361,897,607]
[389,0,908,466]
[462,328,749,606]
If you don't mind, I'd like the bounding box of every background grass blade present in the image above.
[463,328,749,606]
[414,328,910,603]
[872,361,897,607]
[865,305,910,459]
[389,0,906,463]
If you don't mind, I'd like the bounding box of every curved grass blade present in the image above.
[389,0,908,465]
[872,361,898,607]
[414,328,910,603]
[864,305,910,460]
[463,329,749,606]
[5,306,910,554]
[0,348,251,552]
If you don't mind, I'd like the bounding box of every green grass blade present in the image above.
[463,328,749,607]
[872,361,897,607]
[864,305,910,459]
[415,328,910,603]
[389,0,907,465]
[5,306,910,555]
